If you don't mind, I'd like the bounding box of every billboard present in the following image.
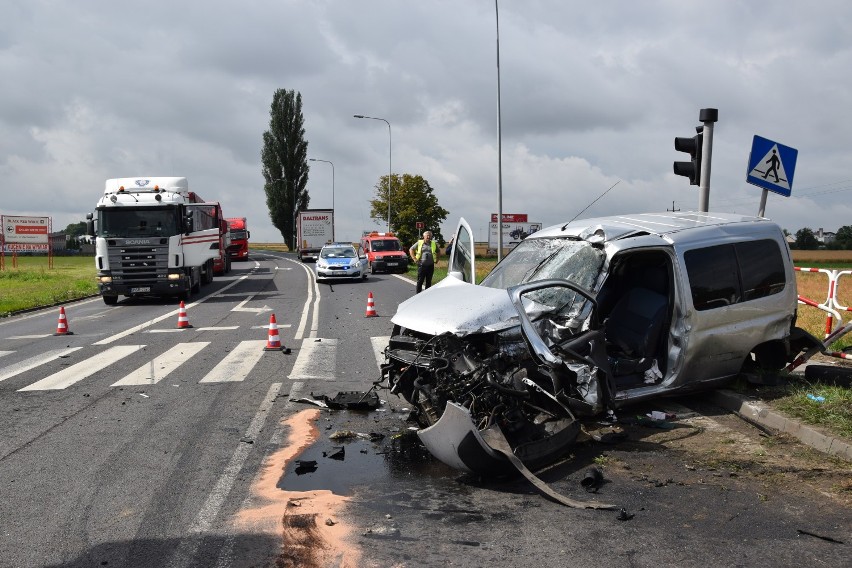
[488,221,542,252]
[491,213,528,223]
[3,216,50,245]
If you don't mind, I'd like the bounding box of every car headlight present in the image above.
[317,260,329,269]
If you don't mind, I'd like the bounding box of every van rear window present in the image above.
[684,239,786,311]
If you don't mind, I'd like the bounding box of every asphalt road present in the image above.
[0,252,849,568]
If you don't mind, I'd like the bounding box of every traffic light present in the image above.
[674,127,703,185]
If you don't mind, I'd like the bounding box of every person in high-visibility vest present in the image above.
[409,230,439,293]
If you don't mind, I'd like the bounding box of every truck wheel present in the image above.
[102,295,119,306]
[202,261,213,284]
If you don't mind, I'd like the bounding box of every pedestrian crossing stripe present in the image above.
[0,347,84,384]
[199,340,267,383]
[19,345,145,391]
[113,342,210,386]
[288,338,337,381]
[3,336,394,392]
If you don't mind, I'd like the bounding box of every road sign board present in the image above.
[746,135,798,197]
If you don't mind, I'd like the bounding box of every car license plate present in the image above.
[130,287,151,293]
[387,261,398,266]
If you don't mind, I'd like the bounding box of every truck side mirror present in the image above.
[247,231,251,239]
[184,213,194,234]
[85,213,95,237]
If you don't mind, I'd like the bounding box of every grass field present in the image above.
[0,256,98,315]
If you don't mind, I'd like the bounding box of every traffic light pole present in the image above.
[697,108,718,212]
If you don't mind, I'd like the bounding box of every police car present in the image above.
[315,243,368,281]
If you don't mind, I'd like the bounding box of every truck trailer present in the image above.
[87,177,224,304]
[296,209,334,262]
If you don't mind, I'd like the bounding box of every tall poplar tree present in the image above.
[261,89,309,249]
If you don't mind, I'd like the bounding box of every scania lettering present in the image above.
[87,177,224,305]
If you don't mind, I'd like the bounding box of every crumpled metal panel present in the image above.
[391,282,519,336]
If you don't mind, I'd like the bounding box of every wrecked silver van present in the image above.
[382,213,821,475]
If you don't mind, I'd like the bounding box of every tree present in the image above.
[261,89,309,250]
[794,228,819,250]
[370,173,449,248]
[835,225,852,250]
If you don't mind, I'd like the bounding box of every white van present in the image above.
[383,212,823,474]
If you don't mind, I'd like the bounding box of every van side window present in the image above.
[736,240,786,301]
[684,239,786,311]
[685,244,739,310]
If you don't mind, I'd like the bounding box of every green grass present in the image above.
[0,256,98,316]
[731,372,852,441]
[773,381,852,439]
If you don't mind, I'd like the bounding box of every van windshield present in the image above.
[481,237,605,292]
[370,239,402,252]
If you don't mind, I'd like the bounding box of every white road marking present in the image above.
[292,259,319,340]
[112,342,210,386]
[19,345,145,391]
[0,351,12,358]
[93,272,253,345]
[231,295,272,314]
[199,340,267,383]
[0,347,83,384]
[371,336,390,370]
[165,382,283,568]
[288,337,337,381]
[7,335,52,340]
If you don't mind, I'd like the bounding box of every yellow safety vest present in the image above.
[414,240,438,261]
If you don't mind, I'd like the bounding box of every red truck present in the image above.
[226,217,250,261]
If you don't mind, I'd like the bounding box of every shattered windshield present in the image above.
[482,237,606,324]
[481,237,605,292]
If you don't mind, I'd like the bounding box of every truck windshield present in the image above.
[480,237,605,292]
[231,230,248,240]
[98,208,179,238]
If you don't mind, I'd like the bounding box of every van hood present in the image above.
[391,281,518,336]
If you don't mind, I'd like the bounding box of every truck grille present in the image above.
[107,239,169,285]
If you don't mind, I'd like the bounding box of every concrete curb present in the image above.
[709,389,852,461]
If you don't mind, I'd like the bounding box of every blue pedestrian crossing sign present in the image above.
[746,135,798,197]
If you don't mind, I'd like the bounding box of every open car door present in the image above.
[447,217,476,284]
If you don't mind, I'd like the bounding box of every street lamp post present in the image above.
[353,115,392,232]
[495,0,504,261]
[308,158,335,240]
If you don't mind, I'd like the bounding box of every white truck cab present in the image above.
[87,177,221,304]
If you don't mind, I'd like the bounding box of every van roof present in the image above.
[534,211,777,243]
[363,232,398,239]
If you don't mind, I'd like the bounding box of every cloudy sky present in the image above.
[2,0,851,244]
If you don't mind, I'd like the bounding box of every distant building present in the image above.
[816,228,836,245]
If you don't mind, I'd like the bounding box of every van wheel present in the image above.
[370,262,375,274]
[103,295,119,305]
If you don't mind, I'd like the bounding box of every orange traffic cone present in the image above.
[365,292,377,317]
[264,313,291,353]
[176,301,192,329]
[53,306,73,336]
